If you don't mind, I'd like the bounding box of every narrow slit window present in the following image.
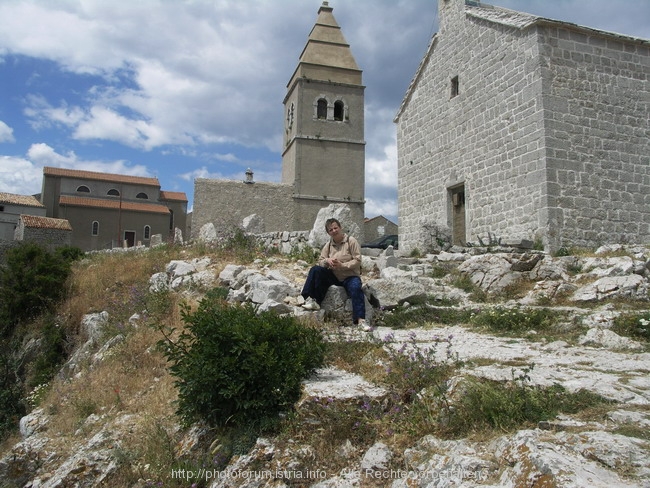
[451,76,459,98]
[143,225,151,240]
[91,221,99,236]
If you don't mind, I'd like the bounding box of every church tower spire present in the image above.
[282,1,366,232]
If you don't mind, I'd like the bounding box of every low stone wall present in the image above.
[252,230,311,254]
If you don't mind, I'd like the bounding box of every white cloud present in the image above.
[0,156,42,195]
[0,120,14,143]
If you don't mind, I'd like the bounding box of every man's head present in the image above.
[325,218,342,234]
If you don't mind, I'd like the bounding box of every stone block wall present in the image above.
[397,9,546,253]
[192,179,295,240]
[539,27,650,249]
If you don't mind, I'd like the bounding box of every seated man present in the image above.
[301,218,370,331]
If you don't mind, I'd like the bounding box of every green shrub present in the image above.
[160,298,326,428]
[0,242,76,333]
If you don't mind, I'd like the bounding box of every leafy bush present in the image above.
[160,298,326,428]
[0,242,79,333]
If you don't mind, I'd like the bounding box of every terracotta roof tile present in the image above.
[159,191,188,202]
[59,196,170,215]
[21,214,72,231]
[44,166,160,187]
[0,192,45,207]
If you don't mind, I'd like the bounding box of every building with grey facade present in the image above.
[0,193,46,241]
[192,1,365,239]
[395,0,650,252]
[41,167,188,251]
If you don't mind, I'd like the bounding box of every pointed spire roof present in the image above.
[287,1,362,88]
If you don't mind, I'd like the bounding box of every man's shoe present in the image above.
[358,319,372,332]
[302,297,320,310]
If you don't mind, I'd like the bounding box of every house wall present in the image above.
[191,179,296,239]
[0,203,46,240]
[57,206,169,251]
[539,26,650,249]
[364,217,398,243]
[397,0,650,253]
[15,224,71,250]
[397,4,547,252]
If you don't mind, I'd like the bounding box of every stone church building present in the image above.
[192,1,365,239]
[395,0,650,252]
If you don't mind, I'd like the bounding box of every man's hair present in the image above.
[325,218,341,232]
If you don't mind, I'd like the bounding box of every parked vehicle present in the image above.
[361,234,398,250]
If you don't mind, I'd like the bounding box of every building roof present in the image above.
[159,191,188,202]
[287,1,362,88]
[0,192,45,208]
[21,214,72,231]
[394,1,650,122]
[59,196,170,215]
[44,166,161,187]
[365,215,397,225]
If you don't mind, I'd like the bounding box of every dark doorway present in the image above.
[124,231,136,248]
[449,185,466,246]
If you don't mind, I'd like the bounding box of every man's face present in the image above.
[327,223,341,236]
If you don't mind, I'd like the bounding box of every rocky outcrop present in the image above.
[3,244,650,488]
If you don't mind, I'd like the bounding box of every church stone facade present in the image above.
[395,0,650,253]
[192,1,365,240]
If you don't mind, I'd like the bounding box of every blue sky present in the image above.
[1,0,649,225]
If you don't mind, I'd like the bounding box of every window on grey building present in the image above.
[136,192,148,199]
[451,76,459,98]
[144,225,151,240]
[317,99,327,119]
[77,185,90,193]
[334,100,344,121]
[107,189,120,196]
[92,221,99,236]
[0,206,4,212]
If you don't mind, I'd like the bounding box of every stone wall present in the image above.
[252,230,311,254]
[192,178,296,240]
[18,227,72,250]
[396,0,650,253]
[540,26,650,249]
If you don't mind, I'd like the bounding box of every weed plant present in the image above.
[378,304,471,329]
[470,306,556,335]
[612,312,650,342]
[442,366,614,438]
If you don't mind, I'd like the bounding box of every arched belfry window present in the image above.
[334,100,344,121]
[107,188,120,196]
[317,98,327,119]
[76,185,90,193]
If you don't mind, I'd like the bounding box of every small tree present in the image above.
[0,243,80,336]
[160,295,326,428]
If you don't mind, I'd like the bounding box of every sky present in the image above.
[1,0,649,226]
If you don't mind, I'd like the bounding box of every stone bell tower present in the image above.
[282,1,366,232]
